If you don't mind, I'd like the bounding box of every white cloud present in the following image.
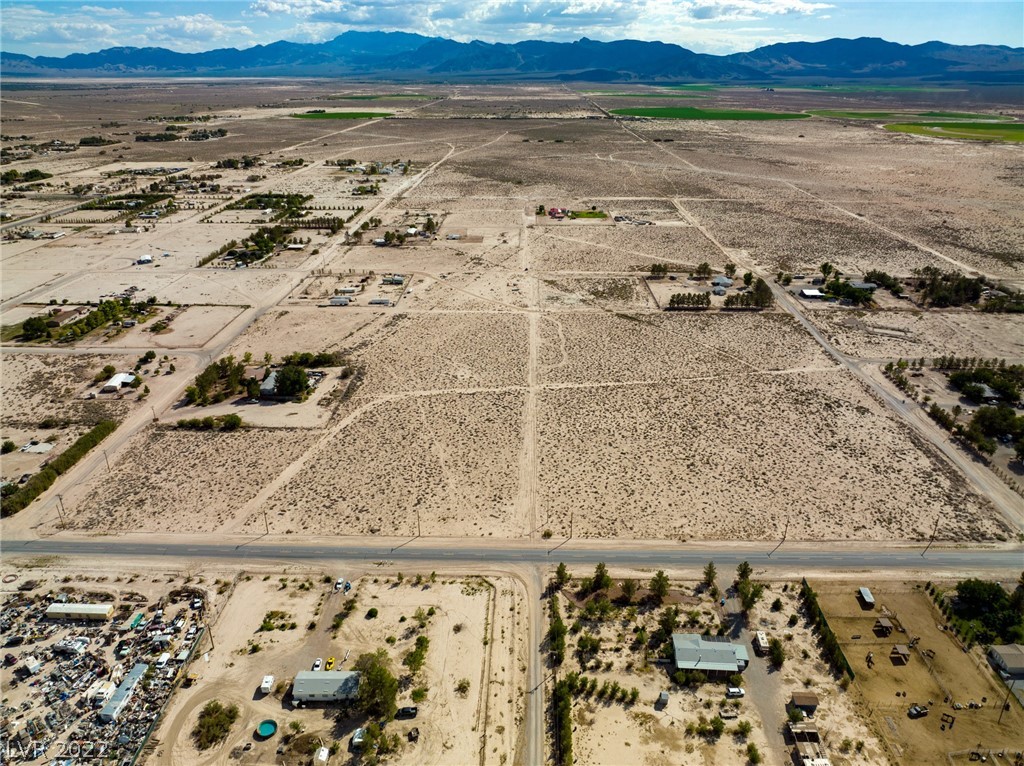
[144,14,254,45]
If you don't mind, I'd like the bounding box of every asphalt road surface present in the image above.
[4,538,1022,571]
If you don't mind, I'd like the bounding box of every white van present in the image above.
[156,652,171,669]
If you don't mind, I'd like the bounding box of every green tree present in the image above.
[275,365,308,398]
[21,316,49,340]
[743,272,753,288]
[751,278,775,307]
[555,562,571,588]
[354,649,398,720]
[1,440,16,454]
[620,579,638,603]
[702,561,717,589]
[694,262,712,280]
[768,637,786,668]
[736,561,753,583]
[724,263,737,278]
[820,262,834,282]
[592,562,612,593]
[649,570,670,605]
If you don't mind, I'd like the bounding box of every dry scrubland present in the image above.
[1,82,1021,544]
[536,371,1001,541]
[809,309,1024,359]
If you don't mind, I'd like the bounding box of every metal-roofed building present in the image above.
[292,671,361,703]
[99,663,149,723]
[671,634,749,676]
[46,603,114,621]
[989,644,1024,679]
[100,373,137,393]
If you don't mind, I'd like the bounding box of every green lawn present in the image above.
[884,121,1024,142]
[611,107,809,121]
[568,210,608,219]
[1,323,24,342]
[291,111,392,119]
[810,109,1009,121]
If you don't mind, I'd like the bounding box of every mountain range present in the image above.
[2,32,1022,82]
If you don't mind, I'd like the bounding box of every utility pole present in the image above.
[150,406,157,421]
[416,506,421,538]
[569,511,574,540]
[103,450,111,473]
[56,495,66,526]
[263,509,269,535]
[922,517,940,557]
[997,679,1015,725]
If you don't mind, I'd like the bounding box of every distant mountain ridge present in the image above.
[2,32,1021,81]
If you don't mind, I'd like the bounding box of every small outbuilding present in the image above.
[100,373,137,393]
[790,691,820,716]
[800,288,825,299]
[874,617,894,637]
[857,587,875,609]
[890,644,911,665]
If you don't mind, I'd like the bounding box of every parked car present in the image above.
[335,578,345,591]
[908,705,929,718]
[312,657,323,671]
[4,636,25,648]
[726,687,745,698]
[325,657,335,670]
[351,727,367,749]
[396,706,418,719]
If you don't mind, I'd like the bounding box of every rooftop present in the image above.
[293,670,360,699]
[671,633,749,673]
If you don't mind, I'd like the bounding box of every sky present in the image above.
[1,0,1022,57]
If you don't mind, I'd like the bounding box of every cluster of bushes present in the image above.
[175,414,243,432]
[79,136,117,146]
[883,360,917,398]
[548,594,567,665]
[648,263,671,278]
[913,266,984,307]
[948,365,1022,403]
[191,700,239,750]
[552,676,574,765]
[724,279,774,309]
[215,156,260,169]
[864,269,903,294]
[931,579,1024,646]
[249,224,297,255]
[684,713,726,740]
[1,421,118,517]
[799,580,855,681]
[1,168,51,185]
[281,351,344,368]
[667,292,711,310]
[184,356,251,405]
[982,293,1024,313]
[567,673,639,705]
[136,132,179,142]
[403,635,430,673]
[229,192,312,216]
[824,279,874,306]
[82,193,172,211]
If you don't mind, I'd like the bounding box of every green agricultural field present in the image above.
[611,106,809,120]
[329,94,439,100]
[810,109,1010,121]
[784,84,964,93]
[884,121,1024,142]
[591,92,705,99]
[291,111,392,119]
[664,84,721,91]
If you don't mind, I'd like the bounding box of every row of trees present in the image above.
[175,414,243,432]
[667,292,711,309]
[724,278,774,309]
[1,420,118,517]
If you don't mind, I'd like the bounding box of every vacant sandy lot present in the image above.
[536,371,1001,542]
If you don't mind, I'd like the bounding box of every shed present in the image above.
[890,644,911,664]
[857,587,875,608]
[329,296,350,306]
[848,281,877,291]
[100,373,137,394]
[800,288,825,299]
[136,254,153,264]
[46,603,114,621]
[874,617,894,636]
[291,670,361,703]
[712,286,727,296]
[656,691,669,708]
[790,691,820,715]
